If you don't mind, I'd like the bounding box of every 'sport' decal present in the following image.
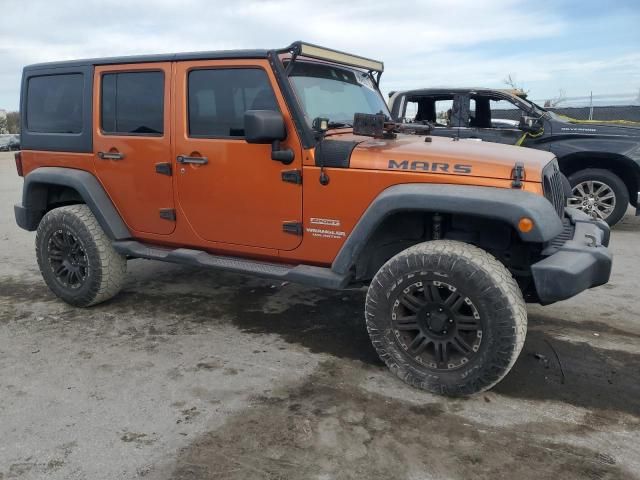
[310,217,341,227]
[307,217,345,239]
[388,160,472,174]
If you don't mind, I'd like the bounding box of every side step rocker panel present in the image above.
[112,240,351,290]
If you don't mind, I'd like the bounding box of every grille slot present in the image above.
[542,160,566,218]
[548,218,574,249]
[541,217,575,256]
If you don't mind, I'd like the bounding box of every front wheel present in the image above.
[365,240,527,396]
[567,168,629,226]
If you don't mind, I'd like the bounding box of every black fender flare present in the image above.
[331,183,563,275]
[15,167,130,240]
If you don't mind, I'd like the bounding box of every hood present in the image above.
[327,133,554,181]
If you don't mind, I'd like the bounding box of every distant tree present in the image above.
[0,115,7,134]
[6,111,20,134]
[503,74,530,95]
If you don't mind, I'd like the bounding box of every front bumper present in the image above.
[531,208,612,305]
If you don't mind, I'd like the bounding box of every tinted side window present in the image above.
[188,69,278,138]
[101,71,164,135]
[26,74,83,133]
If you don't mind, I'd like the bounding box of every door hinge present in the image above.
[155,162,172,176]
[281,169,302,185]
[159,208,176,221]
[511,161,525,188]
[282,221,303,235]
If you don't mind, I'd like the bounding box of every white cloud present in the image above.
[0,0,637,109]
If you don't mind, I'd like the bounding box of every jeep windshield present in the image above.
[288,61,390,127]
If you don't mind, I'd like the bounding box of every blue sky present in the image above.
[0,0,638,111]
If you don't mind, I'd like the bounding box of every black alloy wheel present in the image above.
[391,279,482,370]
[46,228,89,289]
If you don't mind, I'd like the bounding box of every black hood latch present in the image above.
[511,161,525,188]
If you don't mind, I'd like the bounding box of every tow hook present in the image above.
[585,233,597,247]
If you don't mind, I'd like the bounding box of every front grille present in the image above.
[542,160,566,218]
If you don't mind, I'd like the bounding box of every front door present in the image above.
[93,63,175,234]
[467,95,526,145]
[174,60,303,250]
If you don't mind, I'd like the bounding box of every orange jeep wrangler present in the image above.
[14,42,612,395]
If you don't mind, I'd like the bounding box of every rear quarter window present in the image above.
[26,74,84,133]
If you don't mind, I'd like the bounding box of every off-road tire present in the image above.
[568,168,629,226]
[36,205,127,307]
[365,240,527,396]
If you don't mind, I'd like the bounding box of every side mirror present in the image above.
[519,115,542,133]
[244,110,286,144]
[244,110,294,164]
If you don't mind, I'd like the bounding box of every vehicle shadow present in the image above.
[228,283,381,366]
[495,314,640,418]
[229,279,640,418]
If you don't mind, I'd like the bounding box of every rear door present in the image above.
[93,63,175,235]
[173,59,303,250]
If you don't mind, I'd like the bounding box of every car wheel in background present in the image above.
[567,168,629,226]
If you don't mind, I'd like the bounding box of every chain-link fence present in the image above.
[532,92,640,122]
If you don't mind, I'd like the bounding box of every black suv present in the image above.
[389,88,640,226]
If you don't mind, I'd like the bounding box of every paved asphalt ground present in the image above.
[1,151,639,479]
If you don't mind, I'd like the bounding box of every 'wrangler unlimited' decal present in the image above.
[388,160,472,174]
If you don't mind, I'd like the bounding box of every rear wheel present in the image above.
[365,240,526,396]
[36,205,127,307]
[567,168,629,226]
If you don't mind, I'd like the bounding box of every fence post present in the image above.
[589,91,594,120]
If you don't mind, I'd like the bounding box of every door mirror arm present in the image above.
[519,115,543,133]
[271,140,295,164]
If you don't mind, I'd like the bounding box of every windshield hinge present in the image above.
[281,169,302,185]
[511,161,525,188]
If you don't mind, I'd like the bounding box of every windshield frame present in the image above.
[501,91,548,118]
[285,58,391,131]
[268,51,390,148]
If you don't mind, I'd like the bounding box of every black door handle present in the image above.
[177,155,208,165]
[98,151,125,160]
